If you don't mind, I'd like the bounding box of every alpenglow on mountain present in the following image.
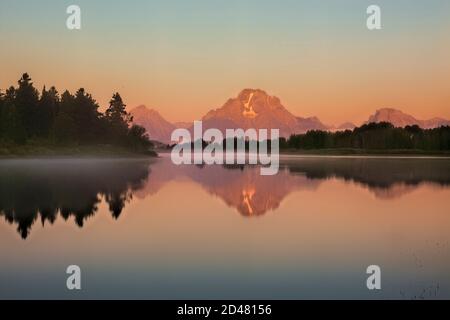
[367,108,450,129]
[131,89,331,143]
[200,89,325,138]
[130,105,176,144]
[131,90,450,144]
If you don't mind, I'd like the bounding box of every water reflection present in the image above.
[284,157,450,199]
[1,156,450,238]
[0,159,151,238]
[136,155,450,215]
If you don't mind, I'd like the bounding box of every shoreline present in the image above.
[0,145,158,159]
[279,148,450,157]
[157,148,450,157]
[1,146,450,160]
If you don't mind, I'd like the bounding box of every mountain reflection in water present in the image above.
[1,155,450,238]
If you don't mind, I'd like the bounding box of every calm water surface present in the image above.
[1,155,449,299]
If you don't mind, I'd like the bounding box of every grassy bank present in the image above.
[280,148,450,156]
[0,144,158,158]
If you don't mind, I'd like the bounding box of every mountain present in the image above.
[328,122,357,132]
[198,88,324,138]
[131,95,450,144]
[296,116,329,132]
[200,89,300,137]
[173,121,192,129]
[422,117,450,129]
[337,122,356,130]
[130,105,175,143]
[367,108,450,129]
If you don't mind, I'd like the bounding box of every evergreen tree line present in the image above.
[280,122,450,151]
[0,73,152,152]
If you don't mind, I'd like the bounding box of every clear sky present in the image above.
[0,0,449,125]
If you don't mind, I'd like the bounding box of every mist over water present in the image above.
[1,156,450,299]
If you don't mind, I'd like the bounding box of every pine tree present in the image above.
[52,90,77,144]
[128,124,153,152]
[72,88,101,144]
[1,87,26,144]
[105,93,133,144]
[14,73,39,140]
[37,86,59,138]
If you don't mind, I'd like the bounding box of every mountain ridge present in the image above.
[130,105,175,144]
[367,108,450,129]
[131,90,449,143]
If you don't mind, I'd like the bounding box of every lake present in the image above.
[1,155,449,299]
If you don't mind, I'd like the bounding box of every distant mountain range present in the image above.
[130,89,449,143]
[366,108,450,129]
[130,105,176,144]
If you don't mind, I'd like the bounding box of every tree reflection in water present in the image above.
[2,156,450,238]
[0,159,151,239]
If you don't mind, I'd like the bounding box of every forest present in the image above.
[280,122,450,152]
[0,73,154,155]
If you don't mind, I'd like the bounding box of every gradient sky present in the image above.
[0,0,449,125]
